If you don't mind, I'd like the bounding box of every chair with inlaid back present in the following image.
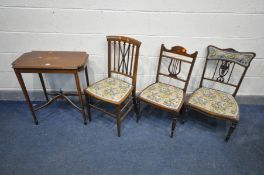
[185,45,256,141]
[137,44,198,137]
[84,36,141,137]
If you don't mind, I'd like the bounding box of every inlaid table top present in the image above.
[12,51,88,70]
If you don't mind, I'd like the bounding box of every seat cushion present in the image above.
[86,78,133,104]
[139,83,184,111]
[187,87,239,120]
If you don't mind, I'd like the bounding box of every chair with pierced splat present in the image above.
[84,36,141,137]
[137,44,198,137]
[185,45,256,141]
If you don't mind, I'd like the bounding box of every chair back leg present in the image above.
[136,99,141,123]
[170,113,178,138]
[225,122,238,142]
[116,106,121,137]
[179,104,186,124]
[132,90,139,122]
[85,94,92,122]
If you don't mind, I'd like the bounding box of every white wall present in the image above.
[0,0,264,95]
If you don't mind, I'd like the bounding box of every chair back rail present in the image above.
[200,45,256,97]
[156,44,198,92]
[107,36,141,87]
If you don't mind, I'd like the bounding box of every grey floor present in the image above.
[0,101,263,175]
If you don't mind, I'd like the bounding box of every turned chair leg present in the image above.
[171,113,178,138]
[85,94,92,122]
[116,105,121,137]
[225,121,238,142]
[132,90,140,122]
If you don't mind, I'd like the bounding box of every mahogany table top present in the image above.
[12,51,88,70]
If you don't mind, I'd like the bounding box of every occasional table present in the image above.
[12,51,90,125]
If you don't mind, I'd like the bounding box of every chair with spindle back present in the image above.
[137,44,198,137]
[185,45,256,141]
[84,36,141,137]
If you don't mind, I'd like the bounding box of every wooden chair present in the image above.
[137,44,198,137]
[84,36,141,137]
[185,45,256,141]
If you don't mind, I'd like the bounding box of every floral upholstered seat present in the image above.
[139,83,184,111]
[187,87,239,120]
[86,78,133,104]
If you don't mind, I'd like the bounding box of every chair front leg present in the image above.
[85,93,92,122]
[116,105,121,137]
[225,121,238,142]
[171,113,178,138]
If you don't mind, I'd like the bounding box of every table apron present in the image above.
[14,68,78,74]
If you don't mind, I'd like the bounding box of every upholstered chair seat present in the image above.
[187,87,239,121]
[139,83,184,112]
[86,78,133,105]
